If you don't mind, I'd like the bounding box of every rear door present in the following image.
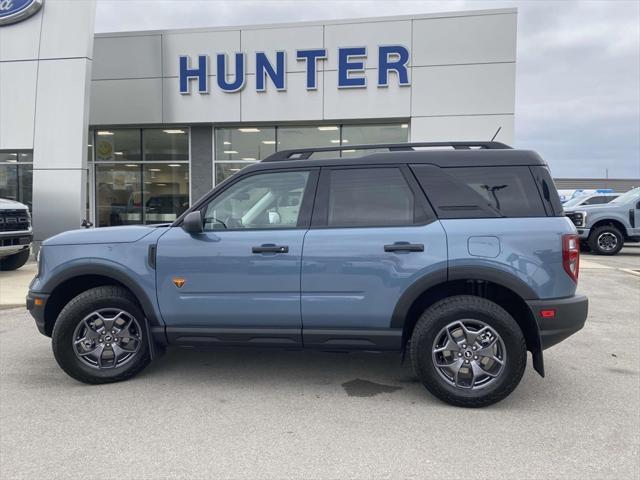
[301,165,447,350]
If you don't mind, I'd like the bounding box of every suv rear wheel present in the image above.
[588,225,624,255]
[0,249,30,271]
[52,286,151,384]
[410,295,527,408]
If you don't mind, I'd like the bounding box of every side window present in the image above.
[582,197,607,205]
[325,168,416,227]
[202,171,310,230]
[583,196,609,205]
[411,165,546,218]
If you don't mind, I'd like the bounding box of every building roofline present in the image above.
[94,7,517,38]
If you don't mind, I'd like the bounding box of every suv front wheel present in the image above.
[410,295,527,408]
[52,286,151,384]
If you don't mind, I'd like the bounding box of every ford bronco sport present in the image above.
[27,142,588,407]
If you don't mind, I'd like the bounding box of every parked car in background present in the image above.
[0,198,32,271]
[565,187,640,255]
[562,192,619,208]
[27,142,588,408]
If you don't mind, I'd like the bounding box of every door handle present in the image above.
[384,242,424,252]
[252,244,289,254]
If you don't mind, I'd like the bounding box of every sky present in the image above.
[94,0,640,179]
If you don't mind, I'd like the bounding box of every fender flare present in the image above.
[390,266,544,376]
[390,266,539,329]
[41,260,162,327]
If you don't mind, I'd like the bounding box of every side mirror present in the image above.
[182,211,204,234]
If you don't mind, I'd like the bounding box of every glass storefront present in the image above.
[214,122,408,184]
[0,152,33,210]
[91,128,190,227]
[87,122,408,227]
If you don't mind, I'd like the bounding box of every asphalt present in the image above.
[0,253,639,479]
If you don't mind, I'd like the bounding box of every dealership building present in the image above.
[1,1,523,241]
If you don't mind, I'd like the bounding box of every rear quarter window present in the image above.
[411,165,547,218]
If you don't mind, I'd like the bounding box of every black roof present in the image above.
[243,142,547,173]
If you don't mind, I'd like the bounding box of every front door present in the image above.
[156,168,317,346]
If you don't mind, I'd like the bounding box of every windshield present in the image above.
[610,187,640,204]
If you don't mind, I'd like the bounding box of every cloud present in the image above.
[94,0,640,178]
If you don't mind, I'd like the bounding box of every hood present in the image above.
[0,198,29,210]
[43,225,168,246]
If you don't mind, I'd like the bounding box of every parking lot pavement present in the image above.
[0,262,36,308]
[1,257,639,480]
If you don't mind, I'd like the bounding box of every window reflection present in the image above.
[341,124,409,158]
[94,129,141,161]
[277,125,338,159]
[143,129,189,161]
[142,163,189,224]
[213,123,409,184]
[214,127,275,161]
[215,162,256,184]
[92,128,190,226]
[0,152,33,209]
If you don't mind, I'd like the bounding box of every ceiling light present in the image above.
[149,168,162,172]
[125,164,137,167]
[401,124,409,128]
[241,157,256,161]
[223,141,231,145]
[229,168,241,172]
[262,140,276,145]
[9,153,17,156]
[6,159,17,163]
[114,151,123,156]
[238,128,261,133]
[156,183,167,187]
[330,140,340,144]
[88,144,93,148]
[97,131,114,136]
[162,129,185,134]
[223,150,238,154]
[318,126,338,131]
[342,149,356,153]
[168,164,181,167]
[20,153,29,156]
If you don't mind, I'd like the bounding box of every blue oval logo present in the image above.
[0,0,43,26]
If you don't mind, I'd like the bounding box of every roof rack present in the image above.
[262,141,511,162]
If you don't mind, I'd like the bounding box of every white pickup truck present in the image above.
[0,198,32,270]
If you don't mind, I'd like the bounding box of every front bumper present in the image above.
[0,233,32,257]
[527,295,588,350]
[26,291,50,336]
[576,228,590,239]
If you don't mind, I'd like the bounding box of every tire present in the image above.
[51,286,151,384]
[588,225,624,255]
[0,248,30,271]
[410,295,527,408]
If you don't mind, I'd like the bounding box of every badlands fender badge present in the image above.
[172,277,186,288]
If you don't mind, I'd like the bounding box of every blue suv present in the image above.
[27,142,588,407]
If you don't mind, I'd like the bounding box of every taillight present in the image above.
[562,234,580,283]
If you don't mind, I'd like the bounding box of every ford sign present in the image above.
[0,0,43,26]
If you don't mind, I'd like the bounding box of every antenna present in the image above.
[491,126,502,142]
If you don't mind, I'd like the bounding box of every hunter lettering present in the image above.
[179,45,410,94]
